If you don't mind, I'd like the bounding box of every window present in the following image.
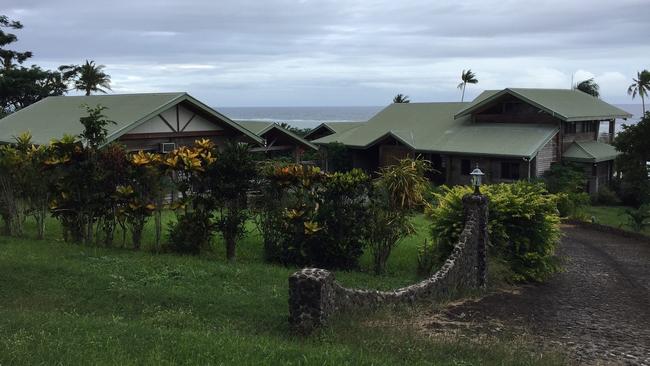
[581,122,597,133]
[564,122,576,134]
[461,159,471,175]
[500,162,520,180]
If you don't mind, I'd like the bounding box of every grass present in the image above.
[0,214,566,365]
[584,205,650,236]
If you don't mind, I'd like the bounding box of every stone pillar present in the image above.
[462,194,489,288]
[288,268,336,334]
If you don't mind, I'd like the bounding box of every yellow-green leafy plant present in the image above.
[366,158,431,274]
[164,139,218,254]
[113,151,163,250]
[428,182,561,282]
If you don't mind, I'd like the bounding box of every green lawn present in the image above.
[0,215,565,365]
[584,205,650,236]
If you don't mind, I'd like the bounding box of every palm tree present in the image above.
[62,60,112,95]
[457,69,478,102]
[392,93,410,103]
[574,78,600,98]
[628,70,650,115]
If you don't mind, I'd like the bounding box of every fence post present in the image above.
[288,268,336,334]
[462,194,489,288]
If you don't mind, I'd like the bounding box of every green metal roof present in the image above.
[455,88,632,122]
[0,93,264,146]
[563,141,620,163]
[303,121,364,140]
[236,121,318,150]
[313,102,559,158]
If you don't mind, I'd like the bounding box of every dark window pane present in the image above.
[461,159,471,175]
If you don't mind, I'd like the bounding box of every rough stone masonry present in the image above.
[288,193,489,334]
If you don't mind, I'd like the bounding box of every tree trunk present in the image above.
[461,84,466,102]
[642,94,646,115]
[36,205,46,240]
[226,235,236,262]
[154,194,162,252]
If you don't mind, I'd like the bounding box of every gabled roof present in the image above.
[303,121,365,140]
[0,93,264,146]
[563,141,620,163]
[455,88,632,122]
[236,121,318,150]
[313,102,559,158]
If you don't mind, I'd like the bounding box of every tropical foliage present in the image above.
[0,132,51,237]
[60,60,112,96]
[366,158,431,274]
[428,182,561,282]
[574,78,600,98]
[0,15,70,116]
[256,160,432,272]
[209,142,258,261]
[392,93,410,103]
[628,69,650,114]
[625,204,650,232]
[613,112,650,206]
[457,69,478,102]
[542,162,590,218]
[325,141,352,172]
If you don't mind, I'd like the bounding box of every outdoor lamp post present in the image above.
[470,164,485,195]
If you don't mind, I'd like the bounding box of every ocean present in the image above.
[218,104,645,133]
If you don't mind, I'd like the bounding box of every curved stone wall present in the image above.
[288,194,489,334]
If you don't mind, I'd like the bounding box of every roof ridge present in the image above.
[48,92,186,98]
[573,140,596,158]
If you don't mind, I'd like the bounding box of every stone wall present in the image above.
[288,194,489,334]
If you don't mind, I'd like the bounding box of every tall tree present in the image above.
[392,93,410,103]
[457,69,478,102]
[65,60,112,95]
[628,70,650,115]
[574,78,600,98]
[0,15,68,116]
[613,112,650,206]
[0,16,32,70]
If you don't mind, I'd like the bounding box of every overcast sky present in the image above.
[4,0,649,106]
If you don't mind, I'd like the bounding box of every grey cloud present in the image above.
[3,0,649,105]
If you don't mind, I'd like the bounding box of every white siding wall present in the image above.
[128,105,223,134]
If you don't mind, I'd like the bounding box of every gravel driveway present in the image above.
[424,224,650,365]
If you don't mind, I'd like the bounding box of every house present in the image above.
[236,121,318,162]
[312,88,632,193]
[304,121,365,141]
[0,93,264,151]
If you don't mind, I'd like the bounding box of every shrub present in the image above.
[556,192,590,219]
[593,186,621,206]
[416,239,436,277]
[209,142,258,262]
[542,162,590,219]
[428,182,561,282]
[366,158,431,274]
[311,169,372,268]
[256,164,372,269]
[167,210,213,255]
[613,112,650,206]
[542,162,586,194]
[325,142,352,172]
[625,205,650,232]
[255,164,325,266]
[163,139,218,254]
[48,106,119,244]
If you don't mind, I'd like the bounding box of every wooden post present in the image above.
[608,119,615,144]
